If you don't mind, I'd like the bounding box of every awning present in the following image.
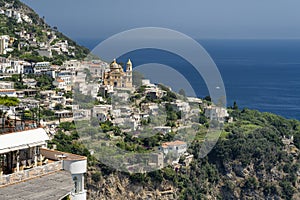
[0,128,49,154]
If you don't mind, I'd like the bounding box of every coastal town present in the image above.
[0,56,230,165]
[1,1,300,200]
[0,3,233,199]
[0,55,230,199]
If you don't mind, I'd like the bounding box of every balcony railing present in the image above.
[0,160,63,187]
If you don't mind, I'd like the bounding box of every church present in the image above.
[103,59,133,88]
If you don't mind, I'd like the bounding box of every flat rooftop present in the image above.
[0,170,73,200]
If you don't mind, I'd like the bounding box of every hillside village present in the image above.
[0,54,230,170]
[1,1,300,199]
[0,41,232,198]
[0,0,89,64]
[0,2,231,194]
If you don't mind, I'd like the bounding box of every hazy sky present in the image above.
[21,0,300,41]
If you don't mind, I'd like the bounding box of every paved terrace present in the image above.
[0,170,73,200]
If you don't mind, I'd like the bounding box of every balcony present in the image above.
[0,115,40,135]
[0,160,63,187]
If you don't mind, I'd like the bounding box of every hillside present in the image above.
[51,99,300,200]
[92,108,298,199]
[0,0,90,64]
[1,1,299,199]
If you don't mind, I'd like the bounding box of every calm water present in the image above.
[78,39,300,120]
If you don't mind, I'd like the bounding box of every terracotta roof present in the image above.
[0,89,16,92]
[89,64,101,67]
[56,78,64,83]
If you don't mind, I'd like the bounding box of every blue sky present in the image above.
[21,0,300,41]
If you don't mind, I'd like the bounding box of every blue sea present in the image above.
[77,39,300,120]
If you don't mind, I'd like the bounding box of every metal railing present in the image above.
[0,124,39,134]
[0,160,63,187]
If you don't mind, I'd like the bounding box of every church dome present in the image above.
[110,59,119,69]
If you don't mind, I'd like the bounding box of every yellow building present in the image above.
[103,59,132,88]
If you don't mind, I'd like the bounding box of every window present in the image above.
[73,175,82,194]
[73,176,78,193]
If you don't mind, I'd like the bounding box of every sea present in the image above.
[77,39,300,120]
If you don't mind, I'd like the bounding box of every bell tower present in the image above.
[126,59,132,72]
[126,59,132,88]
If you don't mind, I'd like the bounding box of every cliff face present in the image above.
[87,170,177,200]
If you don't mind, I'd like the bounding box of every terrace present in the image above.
[0,160,62,187]
[0,143,87,187]
[0,127,50,180]
[0,109,40,134]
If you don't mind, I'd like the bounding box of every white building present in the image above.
[0,116,87,199]
[57,70,75,85]
[92,105,112,121]
[53,78,67,90]
[88,61,109,78]
[0,89,17,97]
[73,109,91,121]
[63,60,81,70]
[50,95,66,106]
[0,81,14,89]
[0,110,87,200]
[204,105,229,122]
[34,62,51,74]
[0,35,10,55]
[10,60,27,74]
[0,57,10,73]
[21,14,32,23]
[158,140,187,158]
[187,97,203,104]
[170,100,190,113]
[77,83,99,98]
[22,78,37,88]
[15,12,22,23]
[5,9,12,18]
